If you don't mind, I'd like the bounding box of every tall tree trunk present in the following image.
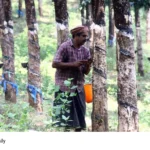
[18,0,23,18]
[108,0,115,47]
[116,33,120,72]
[80,0,85,25]
[135,5,144,76]
[0,0,17,103]
[38,0,43,17]
[85,3,92,49]
[25,0,42,113]
[146,9,150,44]
[54,0,69,47]
[80,1,92,26]
[91,0,108,131]
[86,3,92,27]
[113,0,138,132]
[89,1,94,59]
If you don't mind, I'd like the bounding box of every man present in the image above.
[52,25,92,132]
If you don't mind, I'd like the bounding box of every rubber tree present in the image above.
[113,0,138,131]
[0,0,17,103]
[80,0,93,51]
[138,0,150,44]
[129,0,150,43]
[91,0,108,131]
[134,2,144,76]
[146,9,150,43]
[80,0,92,26]
[25,0,43,113]
[80,0,86,25]
[18,0,23,18]
[38,0,43,17]
[108,0,115,47]
[53,0,69,47]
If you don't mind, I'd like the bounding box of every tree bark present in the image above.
[146,9,150,44]
[25,0,42,113]
[80,0,85,25]
[116,33,119,72]
[84,3,92,50]
[80,1,92,26]
[38,0,43,17]
[54,0,69,47]
[91,0,108,131]
[89,2,94,58]
[113,0,138,132]
[108,0,115,47]
[0,0,17,103]
[135,5,144,76]
[86,3,92,27]
[18,0,23,18]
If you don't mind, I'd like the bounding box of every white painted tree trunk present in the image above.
[91,0,108,132]
[54,0,69,47]
[113,0,138,132]
[0,0,17,102]
[25,0,43,113]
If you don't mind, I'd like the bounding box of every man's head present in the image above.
[70,25,89,46]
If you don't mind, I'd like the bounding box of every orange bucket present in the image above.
[84,84,93,103]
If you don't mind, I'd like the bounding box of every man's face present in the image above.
[77,31,89,45]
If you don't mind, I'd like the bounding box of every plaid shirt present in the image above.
[53,39,91,92]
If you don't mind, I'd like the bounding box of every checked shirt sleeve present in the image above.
[53,44,67,62]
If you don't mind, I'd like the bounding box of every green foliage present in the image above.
[0,101,34,131]
[107,84,117,97]
[52,78,77,129]
[137,88,145,99]
[139,110,150,127]
[85,68,92,83]
[108,110,118,131]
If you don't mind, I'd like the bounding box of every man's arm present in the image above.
[52,61,84,69]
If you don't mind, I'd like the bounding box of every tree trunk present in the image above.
[146,9,150,44]
[113,0,138,132]
[84,3,92,49]
[86,3,92,27]
[91,0,108,131]
[116,33,119,72]
[135,5,144,76]
[38,0,43,17]
[80,0,85,25]
[89,2,94,58]
[108,0,115,47]
[18,0,23,18]
[54,0,69,47]
[25,0,42,113]
[0,0,17,103]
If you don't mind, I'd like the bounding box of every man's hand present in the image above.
[87,58,93,65]
[72,61,84,68]
[52,59,92,69]
[80,60,88,64]
[82,58,93,75]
